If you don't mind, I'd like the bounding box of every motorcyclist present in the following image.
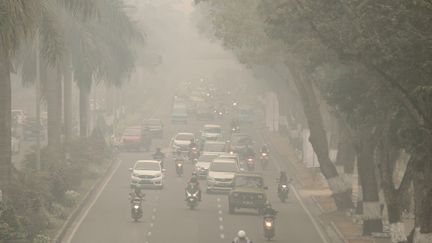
[263,203,278,217]
[130,187,145,203]
[260,144,269,155]
[153,147,165,167]
[244,145,255,158]
[186,172,201,201]
[277,171,289,193]
[189,138,197,150]
[230,119,239,130]
[232,230,252,243]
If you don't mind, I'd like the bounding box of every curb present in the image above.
[52,157,120,243]
[330,221,349,243]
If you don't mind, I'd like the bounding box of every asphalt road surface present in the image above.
[62,96,326,243]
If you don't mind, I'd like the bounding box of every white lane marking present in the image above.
[218,210,222,214]
[217,197,221,202]
[290,184,329,243]
[220,234,225,239]
[217,204,221,208]
[64,159,123,243]
[219,225,224,231]
[219,217,223,222]
[153,208,157,213]
[150,223,154,228]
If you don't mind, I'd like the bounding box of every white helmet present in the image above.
[237,230,246,238]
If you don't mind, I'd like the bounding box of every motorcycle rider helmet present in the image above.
[192,171,198,177]
[237,230,246,238]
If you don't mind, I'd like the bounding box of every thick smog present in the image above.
[1,0,431,243]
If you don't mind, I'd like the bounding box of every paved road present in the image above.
[63,97,326,243]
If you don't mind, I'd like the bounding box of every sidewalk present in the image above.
[263,131,391,243]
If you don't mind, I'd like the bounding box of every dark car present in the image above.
[229,133,254,155]
[23,118,45,141]
[143,118,163,138]
[228,172,267,214]
[120,126,151,151]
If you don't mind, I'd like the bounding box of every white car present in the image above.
[130,160,164,189]
[206,159,239,193]
[195,152,219,178]
[171,132,195,152]
[200,124,222,141]
[202,141,226,156]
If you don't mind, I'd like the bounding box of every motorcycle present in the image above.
[176,160,184,177]
[185,184,200,210]
[278,183,289,202]
[246,156,255,171]
[263,214,276,241]
[260,152,269,170]
[188,147,200,161]
[131,197,143,222]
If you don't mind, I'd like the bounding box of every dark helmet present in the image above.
[134,187,141,194]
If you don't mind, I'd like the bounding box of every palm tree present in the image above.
[67,0,143,139]
[0,1,42,186]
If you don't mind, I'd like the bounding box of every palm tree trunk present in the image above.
[63,60,73,148]
[46,66,63,161]
[79,81,91,139]
[0,50,12,187]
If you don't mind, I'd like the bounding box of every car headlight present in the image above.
[134,205,139,209]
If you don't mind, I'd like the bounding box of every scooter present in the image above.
[263,214,276,241]
[131,197,143,222]
[176,160,184,177]
[185,184,200,210]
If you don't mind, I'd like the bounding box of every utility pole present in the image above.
[35,32,41,171]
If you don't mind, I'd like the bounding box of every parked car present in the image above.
[143,118,163,138]
[130,160,164,189]
[206,158,239,193]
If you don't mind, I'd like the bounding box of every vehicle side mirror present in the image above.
[128,168,133,172]
[162,168,166,173]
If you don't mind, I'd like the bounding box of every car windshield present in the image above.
[204,127,221,133]
[210,162,237,172]
[135,162,160,171]
[176,134,194,141]
[124,128,141,136]
[199,154,218,162]
[234,176,263,188]
[203,143,225,152]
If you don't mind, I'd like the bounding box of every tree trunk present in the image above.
[46,66,63,162]
[79,82,90,139]
[0,50,12,187]
[288,61,353,210]
[357,133,383,235]
[336,125,356,174]
[412,156,432,243]
[63,60,73,148]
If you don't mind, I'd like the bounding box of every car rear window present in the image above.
[135,162,160,171]
[210,162,237,172]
